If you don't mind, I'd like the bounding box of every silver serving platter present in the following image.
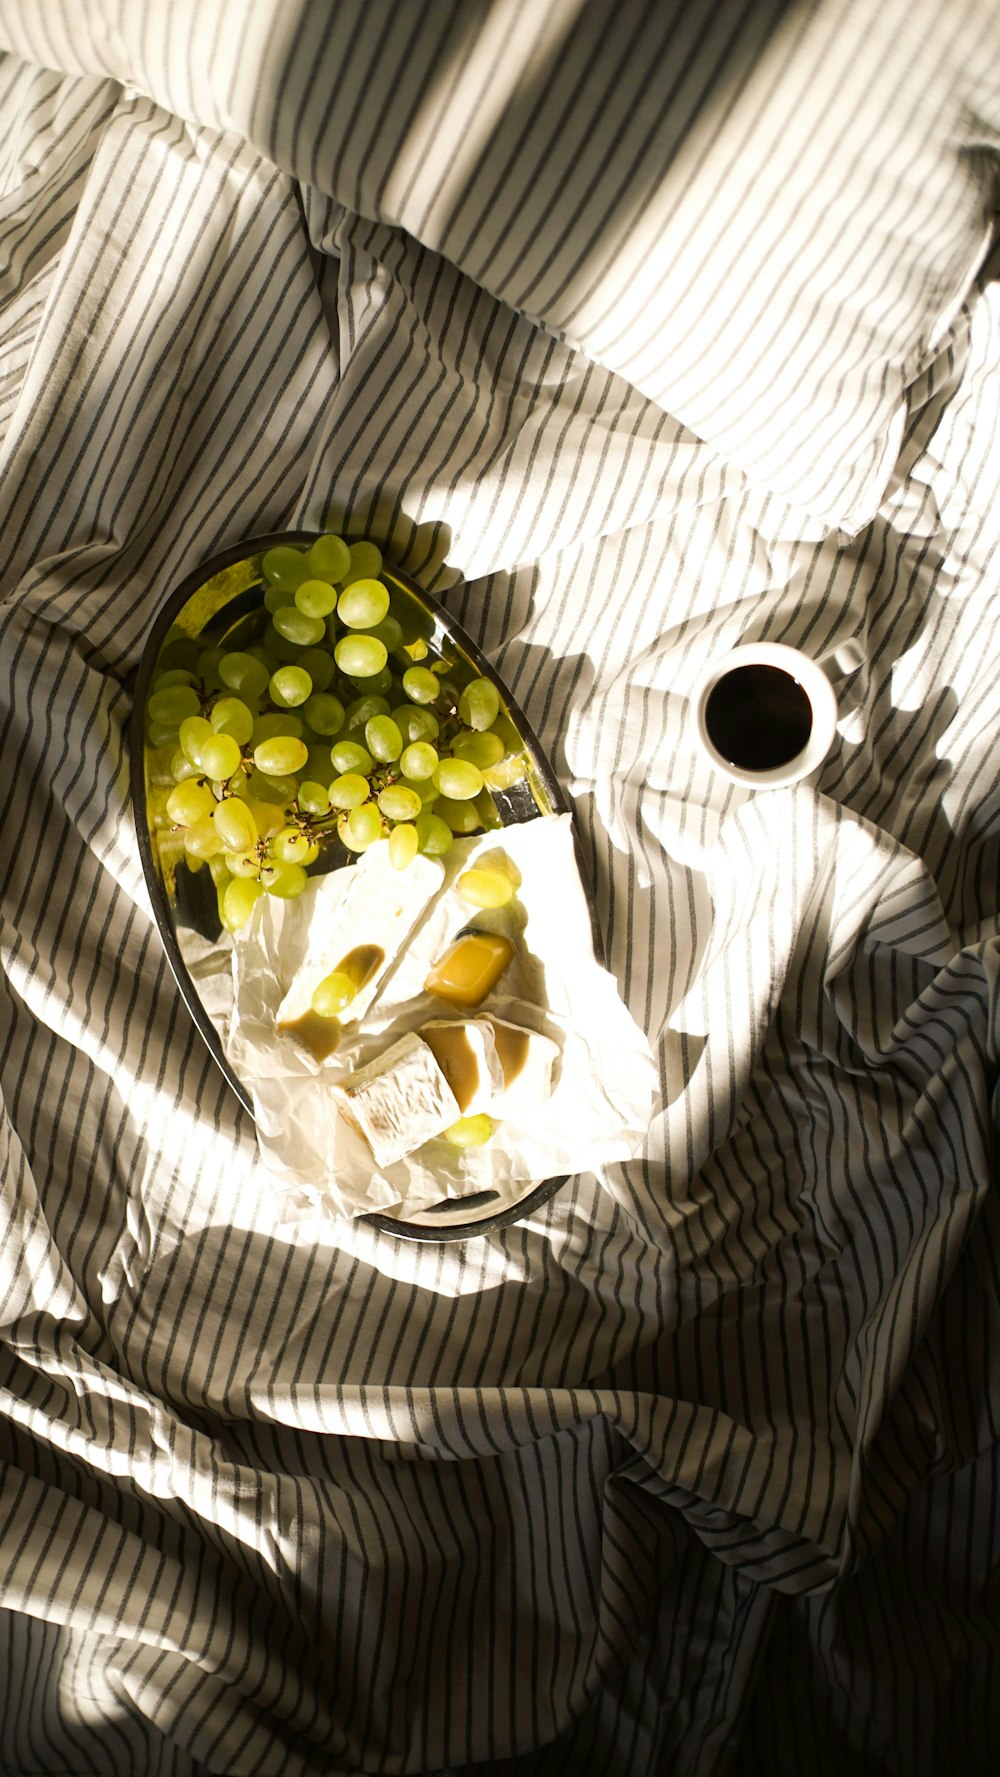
[130,531,595,1241]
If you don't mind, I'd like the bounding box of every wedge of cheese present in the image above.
[419,1018,504,1115]
[334,1031,461,1168]
[477,1015,559,1119]
[276,844,443,1036]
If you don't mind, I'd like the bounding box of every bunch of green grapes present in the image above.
[145,533,514,932]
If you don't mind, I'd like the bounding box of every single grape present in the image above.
[388,823,419,870]
[208,854,233,889]
[295,578,338,619]
[271,827,312,863]
[273,606,326,647]
[341,540,383,585]
[434,757,484,800]
[311,971,356,1017]
[210,696,255,745]
[261,860,308,899]
[261,546,309,590]
[253,736,309,776]
[246,792,289,832]
[221,877,265,931]
[414,812,453,856]
[365,715,403,763]
[337,812,366,853]
[153,668,198,691]
[220,651,270,698]
[303,840,320,865]
[346,802,384,849]
[344,664,393,696]
[398,775,440,807]
[457,867,514,909]
[402,665,440,705]
[458,677,501,732]
[330,739,374,775]
[328,772,371,810]
[306,533,351,582]
[252,710,304,746]
[435,796,481,834]
[170,749,201,783]
[263,584,296,614]
[213,797,258,852]
[337,578,390,629]
[225,849,261,879]
[166,780,217,826]
[334,634,388,677]
[266,625,304,663]
[369,615,403,652]
[378,784,422,822]
[399,740,438,780]
[183,817,224,859]
[443,1114,495,1149]
[178,715,213,766]
[304,692,345,736]
[297,647,337,692]
[196,645,224,685]
[392,704,440,744]
[346,693,391,728]
[270,665,313,708]
[304,747,337,788]
[147,683,201,728]
[199,733,243,781]
[451,729,505,769]
[297,780,331,816]
[146,721,183,749]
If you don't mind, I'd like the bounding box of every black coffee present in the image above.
[704,664,813,772]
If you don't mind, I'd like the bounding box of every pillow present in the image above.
[2,0,996,532]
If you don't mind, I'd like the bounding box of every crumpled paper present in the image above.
[225,813,658,1222]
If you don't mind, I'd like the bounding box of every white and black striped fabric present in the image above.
[0,3,999,1772]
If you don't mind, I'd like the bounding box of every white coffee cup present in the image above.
[690,638,864,790]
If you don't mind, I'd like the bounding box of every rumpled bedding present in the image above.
[1,2,999,1773]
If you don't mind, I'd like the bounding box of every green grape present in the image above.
[297,647,337,692]
[304,747,337,788]
[146,721,182,749]
[178,715,213,765]
[306,533,351,582]
[147,683,201,729]
[457,868,514,909]
[434,679,459,716]
[253,736,309,776]
[451,729,505,769]
[328,772,371,810]
[337,813,366,853]
[208,854,233,889]
[297,780,331,816]
[378,784,422,822]
[170,749,201,783]
[399,740,438,780]
[304,692,344,735]
[210,696,255,744]
[458,677,501,731]
[392,704,440,744]
[225,849,261,879]
[157,634,202,673]
[166,780,216,826]
[346,694,391,729]
[295,578,339,619]
[434,757,483,800]
[273,606,326,647]
[266,625,304,663]
[252,710,304,746]
[337,578,390,629]
[271,826,312,863]
[435,796,481,834]
[184,817,224,859]
[311,971,356,1017]
[388,823,419,870]
[399,775,440,807]
[270,664,313,708]
[303,840,320,865]
[261,860,308,899]
[153,668,198,691]
[263,583,296,614]
[444,1114,495,1149]
[344,665,393,695]
[221,877,265,931]
[196,644,224,679]
[213,797,258,852]
[400,635,429,662]
[341,540,383,585]
[261,546,309,590]
[402,665,440,705]
[247,768,298,806]
[330,739,374,775]
[365,715,403,763]
[369,615,403,652]
[220,652,270,698]
[199,733,243,781]
[415,812,453,856]
[334,634,388,677]
[346,802,384,849]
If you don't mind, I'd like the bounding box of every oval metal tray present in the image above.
[129,532,593,1242]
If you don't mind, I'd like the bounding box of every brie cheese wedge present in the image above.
[477,1015,559,1119]
[419,1018,505,1116]
[334,1031,461,1168]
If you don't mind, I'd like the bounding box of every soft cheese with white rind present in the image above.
[478,1014,559,1119]
[418,1018,504,1116]
[334,1030,461,1168]
[275,844,443,1033]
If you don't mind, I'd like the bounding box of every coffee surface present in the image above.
[704,664,813,771]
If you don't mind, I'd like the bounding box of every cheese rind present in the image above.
[334,1031,460,1168]
[419,1018,505,1115]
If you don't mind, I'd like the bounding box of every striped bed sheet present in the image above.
[0,3,999,1773]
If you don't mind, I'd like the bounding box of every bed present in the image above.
[1,1,999,1771]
